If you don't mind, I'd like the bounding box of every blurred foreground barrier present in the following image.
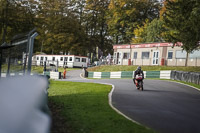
[171,71,200,85]
[0,75,51,133]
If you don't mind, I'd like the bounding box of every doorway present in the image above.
[152,51,159,65]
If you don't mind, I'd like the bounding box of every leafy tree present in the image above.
[36,0,88,55]
[132,19,149,43]
[0,0,35,44]
[162,0,200,66]
[84,0,111,55]
[132,18,165,43]
[107,0,160,44]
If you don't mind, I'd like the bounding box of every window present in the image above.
[123,53,130,59]
[176,51,186,59]
[75,57,80,62]
[45,57,47,61]
[189,50,200,58]
[41,57,44,60]
[69,57,73,61]
[52,57,55,61]
[82,58,86,62]
[37,57,39,60]
[114,53,116,58]
[168,51,173,59]
[133,52,137,59]
[64,57,68,61]
[60,57,63,61]
[142,52,150,59]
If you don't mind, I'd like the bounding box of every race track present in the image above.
[61,70,200,133]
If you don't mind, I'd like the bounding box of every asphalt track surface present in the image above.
[60,70,200,133]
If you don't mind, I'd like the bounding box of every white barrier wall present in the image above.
[160,71,171,79]
[110,72,122,78]
[93,72,102,78]
[88,71,171,79]
[50,72,61,79]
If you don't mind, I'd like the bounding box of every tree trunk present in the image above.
[1,0,10,44]
[185,52,189,66]
[116,36,118,44]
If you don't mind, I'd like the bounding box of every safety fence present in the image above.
[87,71,171,79]
[171,71,200,85]
[87,70,200,85]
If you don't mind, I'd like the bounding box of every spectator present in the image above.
[63,68,67,79]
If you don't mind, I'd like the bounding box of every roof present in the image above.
[34,54,88,58]
[113,42,182,49]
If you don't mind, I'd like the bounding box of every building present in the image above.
[32,54,89,68]
[113,42,200,66]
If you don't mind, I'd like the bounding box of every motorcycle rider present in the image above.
[133,66,144,87]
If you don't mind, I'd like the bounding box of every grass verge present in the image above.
[158,79,200,90]
[87,65,200,72]
[48,81,155,133]
[1,65,80,74]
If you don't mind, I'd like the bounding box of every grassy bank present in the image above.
[87,65,200,72]
[31,66,80,73]
[158,79,200,90]
[48,81,154,133]
[1,65,80,74]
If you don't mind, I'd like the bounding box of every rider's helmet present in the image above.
[137,66,141,70]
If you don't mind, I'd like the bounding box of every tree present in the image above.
[107,0,160,44]
[35,0,88,55]
[132,18,165,43]
[162,0,200,66]
[84,0,112,55]
[0,0,35,43]
[132,19,149,43]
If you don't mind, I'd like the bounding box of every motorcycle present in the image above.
[134,74,144,91]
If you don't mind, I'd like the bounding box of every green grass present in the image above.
[1,65,80,74]
[32,66,80,73]
[48,81,155,133]
[87,65,200,72]
[158,79,200,90]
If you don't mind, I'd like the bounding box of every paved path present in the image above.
[61,70,200,133]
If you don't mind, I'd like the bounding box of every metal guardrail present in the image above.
[0,75,51,133]
[171,71,200,85]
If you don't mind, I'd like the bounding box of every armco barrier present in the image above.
[171,71,200,85]
[87,71,171,79]
[86,70,199,85]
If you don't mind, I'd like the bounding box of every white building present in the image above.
[113,42,200,66]
[32,54,89,68]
